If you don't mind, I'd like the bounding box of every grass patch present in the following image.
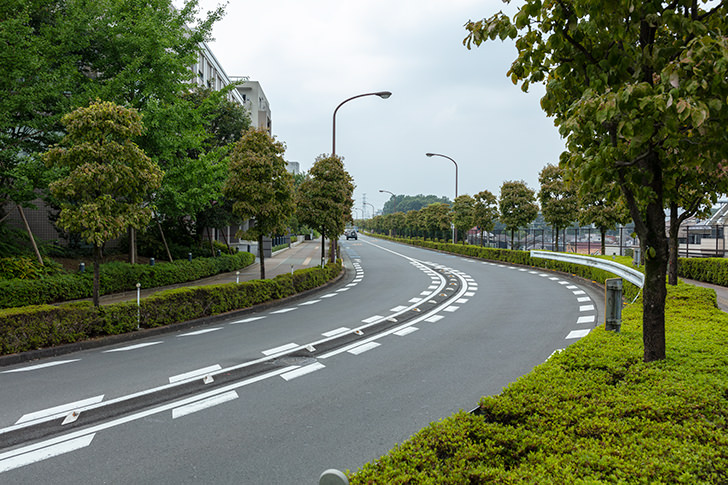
[348,283,728,483]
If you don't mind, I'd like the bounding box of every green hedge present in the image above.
[349,283,728,483]
[0,252,255,309]
[678,257,728,286]
[0,262,341,355]
[369,234,642,300]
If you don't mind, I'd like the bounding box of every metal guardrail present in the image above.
[530,250,645,288]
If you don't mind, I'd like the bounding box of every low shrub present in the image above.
[0,261,342,355]
[678,257,728,286]
[349,283,728,483]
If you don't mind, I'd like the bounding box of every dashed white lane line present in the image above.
[15,395,105,425]
[420,291,431,295]
[322,327,350,337]
[347,342,381,355]
[566,285,578,289]
[346,283,358,287]
[394,327,419,337]
[0,434,96,473]
[443,306,460,312]
[270,308,297,314]
[425,315,445,323]
[566,329,591,339]
[558,281,569,285]
[577,296,591,303]
[464,292,475,297]
[408,298,422,303]
[577,315,596,324]
[1,360,80,374]
[390,305,408,312]
[549,277,559,281]
[362,315,384,324]
[336,288,350,292]
[102,342,163,353]
[178,328,222,337]
[456,298,469,304]
[580,305,595,312]
[298,300,321,306]
[169,365,222,384]
[320,293,338,298]
[262,343,299,356]
[230,316,266,324]
[572,290,586,295]
[172,391,238,419]
[281,362,325,380]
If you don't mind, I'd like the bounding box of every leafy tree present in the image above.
[451,195,475,244]
[472,190,499,246]
[297,155,354,265]
[465,0,728,361]
[405,209,423,238]
[538,164,578,251]
[386,194,451,213]
[222,128,294,279]
[579,185,631,256]
[421,203,452,240]
[44,101,163,306]
[499,181,538,249]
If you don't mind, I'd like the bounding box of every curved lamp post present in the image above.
[364,202,377,220]
[378,189,396,213]
[333,91,392,156]
[426,152,459,243]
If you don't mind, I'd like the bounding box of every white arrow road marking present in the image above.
[0,434,95,473]
[172,391,238,419]
[169,365,222,384]
[1,360,80,374]
[103,342,163,353]
[15,395,105,425]
[281,362,325,381]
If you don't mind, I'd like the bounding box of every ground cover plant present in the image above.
[349,283,728,483]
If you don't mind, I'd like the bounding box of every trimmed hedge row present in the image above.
[349,283,728,483]
[678,257,728,286]
[369,234,641,299]
[0,262,341,356]
[0,252,255,309]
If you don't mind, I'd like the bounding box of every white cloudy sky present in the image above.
[185,0,566,215]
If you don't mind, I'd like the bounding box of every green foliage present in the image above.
[538,164,577,234]
[0,261,341,355]
[382,194,451,214]
[0,256,63,280]
[0,252,255,309]
[350,283,728,483]
[451,195,475,243]
[499,180,538,248]
[472,190,498,236]
[678,257,728,287]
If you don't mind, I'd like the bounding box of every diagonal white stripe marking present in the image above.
[443,306,460,312]
[0,434,95,473]
[390,305,408,312]
[320,293,338,298]
[425,315,445,323]
[172,391,238,419]
[281,362,325,381]
[347,342,381,355]
[230,316,265,324]
[15,395,105,425]
[178,328,222,337]
[394,327,418,336]
[262,343,298,356]
[2,360,80,374]
[577,315,596,324]
[103,342,162,353]
[566,329,591,339]
[169,365,222,384]
[270,308,297,314]
[322,327,350,337]
[298,300,321,306]
[362,315,383,324]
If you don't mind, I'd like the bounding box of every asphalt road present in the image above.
[0,235,603,484]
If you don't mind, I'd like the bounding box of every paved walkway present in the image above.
[92,238,327,306]
[683,278,728,312]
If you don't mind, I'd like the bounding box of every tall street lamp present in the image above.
[379,189,397,237]
[426,152,459,244]
[332,91,392,156]
[364,202,377,219]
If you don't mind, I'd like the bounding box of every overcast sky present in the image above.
[184,0,566,216]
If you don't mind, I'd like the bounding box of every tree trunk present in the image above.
[157,219,173,263]
[17,205,43,267]
[93,244,102,307]
[128,227,137,264]
[555,228,560,252]
[600,227,607,256]
[258,233,265,279]
[667,203,680,286]
[321,233,326,267]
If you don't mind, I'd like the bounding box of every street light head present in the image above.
[378,189,384,193]
[425,152,435,157]
[376,91,392,99]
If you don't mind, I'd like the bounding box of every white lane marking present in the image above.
[577,297,591,303]
[230,316,266,324]
[464,292,475,297]
[281,362,325,381]
[408,298,422,303]
[518,268,528,272]
[1,360,80,374]
[0,434,95,473]
[425,315,445,323]
[336,288,350,292]
[347,342,381,355]
[352,278,363,283]
[390,305,408,312]
[298,300,321,306]
[427,285,438,290]
[549,277,560,281]
[580,305,595,312]
[456,298,469,304]
[443,306,460,312]
[172,391,238,419]
[322,327,350,337]
[270,308,297,314]
[577,315,596,324]
[539,274,549,277]
[102,342,163,353]
[169,365,222,384]
[558,281,569,285]
[262,343,299,356]
[566,329,591,339]
[178,328,222,337]
[573,290,586,295]
[566,285,578,289]
[346,283,358,287]
[529,271,539,274]
[420,291,431,296]
[548,349,564,360]
[15,395,105,425]
[362,315,383,324]
[302,256,312,265]
[394,327,419,337]
[320,293,338,298]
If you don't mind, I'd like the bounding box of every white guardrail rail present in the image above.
[530,250,645,288]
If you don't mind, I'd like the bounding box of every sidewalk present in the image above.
[683,278,728,312]
[92,238,326,306]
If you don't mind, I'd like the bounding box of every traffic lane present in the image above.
[0,236,433,429]
[0,267,587,485]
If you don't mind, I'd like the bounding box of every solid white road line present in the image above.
[1,360,80,374]
[262,343,299,356]
[169,365,222,384]
[15,395,105,425]
[102,342,163,353]
[172,391,238,419]
[281,362,325,381]
[0,434,95,473]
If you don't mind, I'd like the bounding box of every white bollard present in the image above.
[319,469,348,485]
